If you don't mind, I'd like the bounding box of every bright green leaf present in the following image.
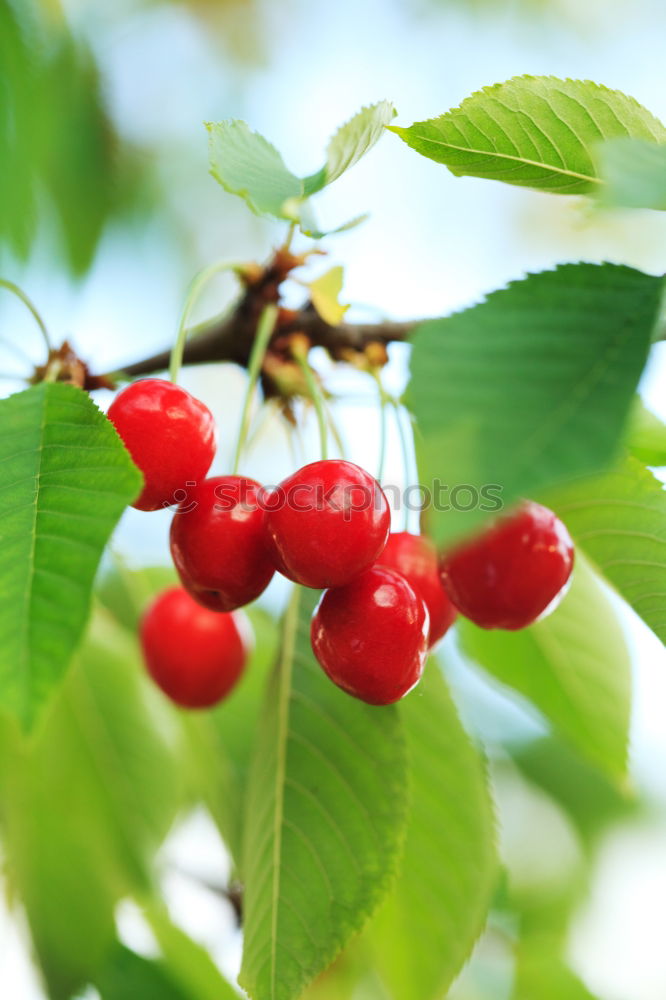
[308,266,350,326]
[372,663,497,1000]
[597,137,666,210]
[207,120,303,218]
[144,905,240,1000]
[390,76,666,194]
[460,557,631,778]
[409,263,663,544]
[546,455,666,646]
[304,101,396,194]
[0,608,180,999]
[626,398,666,466]
[239,588,409,1000]
[0,383,141,729]
[513,945,598,1000]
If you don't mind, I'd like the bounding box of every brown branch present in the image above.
[116,309,417,378]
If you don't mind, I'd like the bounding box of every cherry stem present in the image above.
[325,401,347,459]
[169,259,244,384]
[0,279,52,354]
[371,369,390,484]
[392,400,414,533]
[292,347,329,461]
[231,304,279,476]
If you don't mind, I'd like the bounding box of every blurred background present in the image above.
[2,0,666,997]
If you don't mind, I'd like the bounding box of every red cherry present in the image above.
[170,476,275,612]
[140,586,249,708]
[108,378,217,511]
[264,460,390,588]
[311,566,429,705]
[376,532,457,647]
[439,501,574,630]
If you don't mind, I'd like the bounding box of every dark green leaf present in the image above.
[409,263,663,544]
[391,76,666,195]
[460,558,631,778]
[0,383,141,728]
[239,588,409,1000]
[372,663,497,1000]
[546,455,666,645]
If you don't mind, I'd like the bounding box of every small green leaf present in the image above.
[207,120,303,218]
[0,609,180,999]
[304,101,396,194]
[390,76,666,195]
[460,557,631,778]
[409,263,663,544]
[546,456,666,646]
[308,266,350,326]
[597,137,666,210]
[372,663,497,1000]
[514,945,598,1000]
[239,588,409,1000]
[626,398,666,465]
[0,383,141,728]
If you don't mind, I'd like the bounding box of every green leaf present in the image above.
[390,76,666,195]
[239,587,409,1000]
[372,663,497,1000]
[96,944,194,1000]
[597,137,666,210]
[144,905,240,1000]
[409,262,663,544]
[513,945,598,1000]
[207,102,394,224]
[303,101,397,194]
[0,608,180,999]
[207,120,303,218]
[546,456,666,646]
[459,557,631,778]
[626,398,666,466]
[0,383,141,728]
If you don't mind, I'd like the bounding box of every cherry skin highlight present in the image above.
[264,459,390,589]
[140,586,249,708]
[439,501,574,630]
[311,566,429,705]
[108,378,217,511]
[170,476,275,612]
[376,531,457,647]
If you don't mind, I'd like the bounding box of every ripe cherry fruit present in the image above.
[170,476,275,612]
[376,531,457,647]
[140,586,249,708]
[264,459,390,589]
[311,566,429,705]
[108,378,217,511]
[439,501,574,630]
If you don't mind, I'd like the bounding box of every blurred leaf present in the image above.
[307,267,350,326]
[626,398,666,466]
[409,263,662,544]
[372,663,497,1000]
[460,558,631,778]
[303,101,397,194]
[239,588,409,1000]
[391,76,666,195]
[0,383,141,729]
[144,904,239,1000]
[597,137,666,210]
[513,944,597,1000]
[97,561,280,867]
[0,608,181,999]
[207,120,303,219]
[512,738,635,845]
[546,455,666,645]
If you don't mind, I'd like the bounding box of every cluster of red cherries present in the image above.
[108,377,575,710]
